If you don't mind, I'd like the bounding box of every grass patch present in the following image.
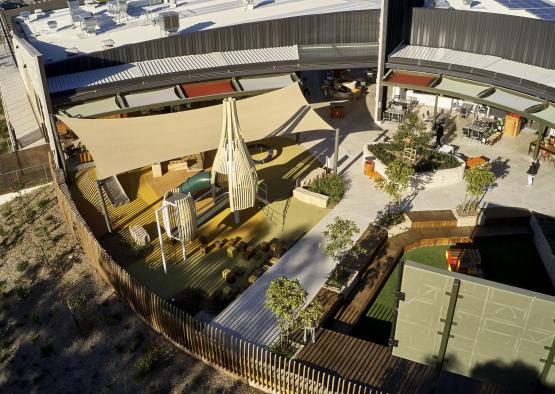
[403,245,450,270]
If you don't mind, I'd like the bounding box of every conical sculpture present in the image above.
[211,97,258,221]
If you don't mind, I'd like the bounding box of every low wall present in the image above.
[363,144,465,188]
[293,187,329,208]
[530,214,555,288]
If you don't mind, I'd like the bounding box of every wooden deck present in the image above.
[297,328,515,393]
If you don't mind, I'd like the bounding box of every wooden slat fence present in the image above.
[49,157,381,394]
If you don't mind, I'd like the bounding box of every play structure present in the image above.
[155,97,264,272]
[446,246,482,276]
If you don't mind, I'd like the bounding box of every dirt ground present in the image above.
[0,185,261,394]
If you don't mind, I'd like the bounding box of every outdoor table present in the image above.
[463,124,487,141]
[384,108,406,123]
[438,145,455,154]
[466,156,488,169]
[528,140,555,156]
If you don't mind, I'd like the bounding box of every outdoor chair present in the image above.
[471,129,481,141]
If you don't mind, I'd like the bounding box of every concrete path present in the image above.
[213,87,555,346]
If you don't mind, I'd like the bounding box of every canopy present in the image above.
[237,74,294,92]
[385,70,437,87]
[58,83,333,179]
[434,77,491,99]
[533,105,555,127]
[182,80,236,98]
[123,87,181,108]
[480,89,543,112]
[64,96,121,118]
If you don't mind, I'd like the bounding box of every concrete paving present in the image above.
[213,85,555,346]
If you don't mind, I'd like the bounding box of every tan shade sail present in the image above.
[58,83,333,180]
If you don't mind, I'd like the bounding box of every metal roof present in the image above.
[237,74,295,92]
[47,46,299,94]
[390,45,555,90]
[123,87,181,108]
[64,96,122,118]
[533,104,555,126]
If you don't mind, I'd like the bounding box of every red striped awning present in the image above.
[385,71,437,87]
[182,80,236,98]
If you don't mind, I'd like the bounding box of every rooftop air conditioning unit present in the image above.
[159,11,179,34]
[81,16,97,34]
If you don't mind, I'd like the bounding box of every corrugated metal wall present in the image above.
[45,10,380,77]
[409,8,555,69]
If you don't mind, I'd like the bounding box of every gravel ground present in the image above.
[0,185,261,394]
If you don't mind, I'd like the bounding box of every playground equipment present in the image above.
[155,191,197,273]
[211,97,259,224]
[154,97,268,272]
[446,246,482,276]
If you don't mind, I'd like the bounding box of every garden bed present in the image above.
[363,143,465,187]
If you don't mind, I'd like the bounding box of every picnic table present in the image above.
[384,107,406,123]
[463,124,488,142]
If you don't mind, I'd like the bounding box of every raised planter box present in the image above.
[293,187,329,208]
[363,143,465,188]
[453,208,486,227]
[324,267,358,299]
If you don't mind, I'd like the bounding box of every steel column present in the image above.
[95,180,112,234]
[333,128,340,174]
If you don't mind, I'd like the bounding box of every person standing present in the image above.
[435,123,444,148]
[527,159,540,187]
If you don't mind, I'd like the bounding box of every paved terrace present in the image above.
[213,85,555,346]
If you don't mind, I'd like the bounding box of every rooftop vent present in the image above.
[159,11,179,34]
[81,16,97,34]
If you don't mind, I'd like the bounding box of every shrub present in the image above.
[311,173,348,205]
[68,292,88,310]
[268,339,298,358]
[15,285,30,299]
[30,333,40,344]
[15,261,29,272]
[171,287,207,316]
[0,224,5,237]
[1,203,12,219]
[133,345,171,379]
[36,198,49,210]
[375,210,405,229]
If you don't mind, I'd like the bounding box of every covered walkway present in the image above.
[0,45,44,150]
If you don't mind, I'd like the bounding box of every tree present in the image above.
[460,164,496,214]
[392,112,430,149]
[375,159,414,213]
[265,276,324,353]
[322,217,364,285]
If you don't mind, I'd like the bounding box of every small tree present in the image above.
[265,276,307,351]
[392,112,430,149]
[322,217,364,286]
[375,159,414,213]
[460,164,496,215]
[299,301,323,343]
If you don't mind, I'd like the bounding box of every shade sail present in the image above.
[182,80,236,98]
[64,96,121,118]
[237,74,294,92]
[124,87,181,108]
[58,83,333,179]
[385,70,437,87]
[434,77,491,99]
[480,89,543,112]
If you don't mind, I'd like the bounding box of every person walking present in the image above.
[435,123,444,148]
[527,159,540,187]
